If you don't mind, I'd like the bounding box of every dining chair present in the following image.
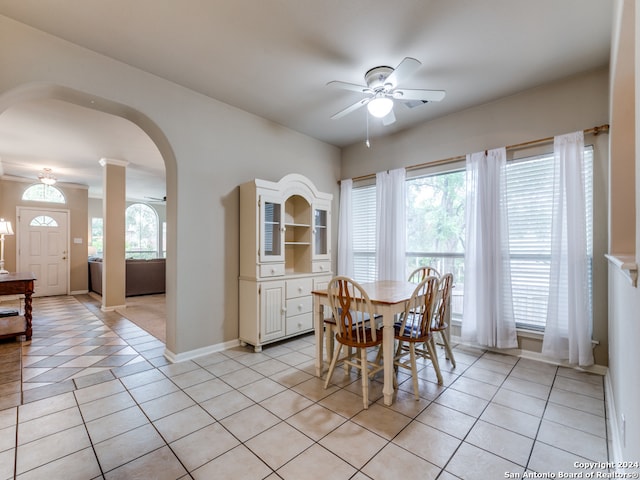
[430,272,456,367]
[407,265,440,284]
[324,276,384,409]
[393,275,441,399]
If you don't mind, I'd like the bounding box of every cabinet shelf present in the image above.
[285,242,311,246]
[285,223,310,228]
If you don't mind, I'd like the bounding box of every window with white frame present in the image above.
[352,184,377,282]
[505,147,593,330]
[125,203,159,259]
[350,146,593,330]
[91,217,103,256]
[406,169,466,319]
[22,184,65,203]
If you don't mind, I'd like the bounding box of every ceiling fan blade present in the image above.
[386,57,421,87]
[330,97,370,120]
[393,88,446,102]
[326,80,372,94]
[382,109,396,126]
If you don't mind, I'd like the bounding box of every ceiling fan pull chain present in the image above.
[365,110,371,148]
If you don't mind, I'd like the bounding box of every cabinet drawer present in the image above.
[260,263,285,278]
[286,296,312,317]
[313,275,332,291]
[286,278,313,298]
[312,261,331,273]
[286,312,313,335]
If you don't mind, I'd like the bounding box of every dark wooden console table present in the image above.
[0,272,36,340]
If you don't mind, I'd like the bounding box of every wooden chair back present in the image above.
[408,265,440,284]
[327,276,379,347]
[432,273,453,330]
[397,275,439,341]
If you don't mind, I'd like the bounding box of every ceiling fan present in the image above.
[145,195,166,202]
[327,57,445,126]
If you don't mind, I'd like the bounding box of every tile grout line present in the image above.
[433,351,522,476]
[523,363,560,473]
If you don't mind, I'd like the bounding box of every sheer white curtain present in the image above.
[376,168,406,281]
[542,131,594,366]
[337,179,354,277]
[462,148,517,348]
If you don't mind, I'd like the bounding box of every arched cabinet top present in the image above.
[253,173,332,203]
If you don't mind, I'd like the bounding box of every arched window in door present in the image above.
[30,215,59,227]
[125,203,159,259]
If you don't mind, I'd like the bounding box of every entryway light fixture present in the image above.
[38,168,57,185]
[0,218,14,274]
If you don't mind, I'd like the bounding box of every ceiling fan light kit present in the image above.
[328,57,446,127]
[367,96,394,118]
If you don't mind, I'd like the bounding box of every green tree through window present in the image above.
[125,203,159,259]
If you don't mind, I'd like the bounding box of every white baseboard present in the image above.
[451,335,608,375]
[604,371,623,465]
[101,304,126,312]
[164,338,241,363]
[70,290,89,295]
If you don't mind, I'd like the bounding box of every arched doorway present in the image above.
[0,83,178,354]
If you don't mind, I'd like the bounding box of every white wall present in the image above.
[342,67,611,366]
[0,15,341,357]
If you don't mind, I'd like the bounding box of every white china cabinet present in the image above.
[239,174,332,352]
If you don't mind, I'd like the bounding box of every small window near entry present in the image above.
[22,184,66,203]
[30,215,59,227]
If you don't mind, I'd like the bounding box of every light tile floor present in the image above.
[0,295,611,479]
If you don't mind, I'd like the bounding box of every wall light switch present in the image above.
[74,238,83,244]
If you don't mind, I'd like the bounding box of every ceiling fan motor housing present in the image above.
[365,66,394,91]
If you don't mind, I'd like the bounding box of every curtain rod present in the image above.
[347,124,609,183]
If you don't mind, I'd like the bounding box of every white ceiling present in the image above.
[0,0,613,200]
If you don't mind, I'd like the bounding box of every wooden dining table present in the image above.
[312,280,419,406]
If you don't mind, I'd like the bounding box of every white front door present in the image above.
[18,208,69,297]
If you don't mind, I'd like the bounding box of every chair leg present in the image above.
[324,343,343,389]
[409,343,420,400]
[344,346,353,374]
[440,330,456,368]
[374,343,383,365]
[426,337,443,385]
[360,347,369,409]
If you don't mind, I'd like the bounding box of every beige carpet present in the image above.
[116,294,166,343]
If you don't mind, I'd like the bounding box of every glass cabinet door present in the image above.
[260,196,284,262]
[313,208,328,257]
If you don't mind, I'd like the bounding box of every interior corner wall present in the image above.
[0,15,341,356]
[605,0,640,465]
